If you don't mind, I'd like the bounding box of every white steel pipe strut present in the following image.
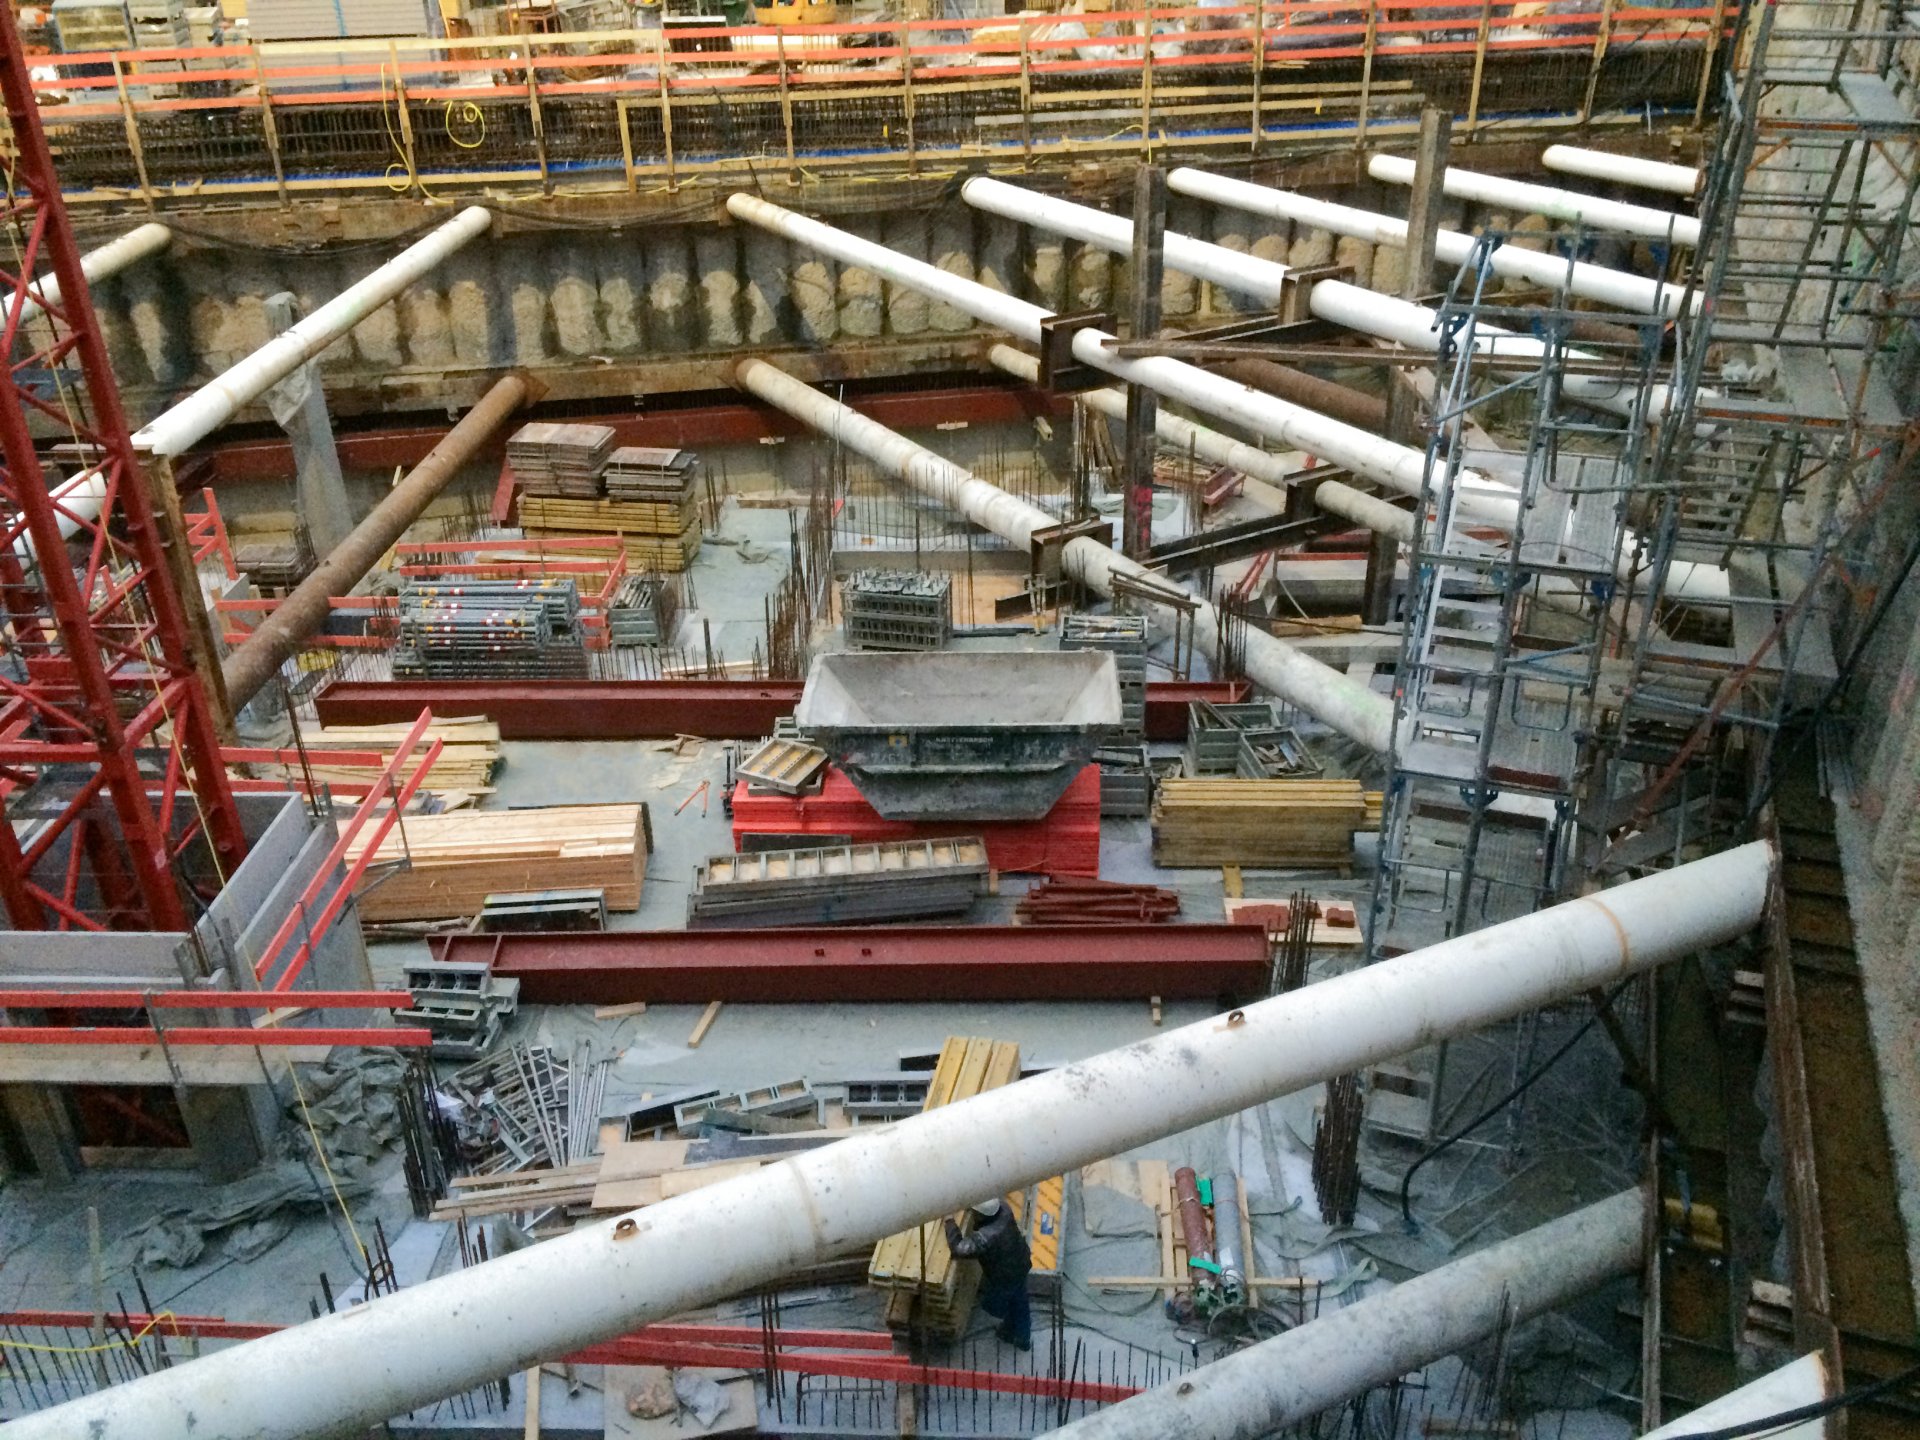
[727,193,1516,535]
[963,177,1674,422]
[11,841,1774,1440]
[961,179,1726,604]
[983,344,1416,543]
[1038,1189,1643,1440]
[1368,154,1703,248]
[1541,144,1702,199]
[26,222,171,314]
[737,358,1391,749]
[1166,168,1700,319]
[132,206,493,457]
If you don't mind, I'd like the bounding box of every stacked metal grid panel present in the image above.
[506,422,616,498]
[606,572,680,647]
[391,578,591,680]
[1062,612,1148,736]
[840,569,953,651]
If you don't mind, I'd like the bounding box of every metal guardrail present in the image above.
[26,0,1730,201]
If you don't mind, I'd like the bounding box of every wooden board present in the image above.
[1152,779,1366,869]
[343,803,646,921]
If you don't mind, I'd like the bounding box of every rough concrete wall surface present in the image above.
[86,190,1648,420]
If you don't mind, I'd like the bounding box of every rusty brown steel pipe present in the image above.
[1211,359,1388,433]
[221,372,538,710]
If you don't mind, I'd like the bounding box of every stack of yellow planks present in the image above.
[1151,778,1367,869]
[870,1036,1021,1338]
[519,496,703,573]
[344,804,647,921]
[298,717,500,797]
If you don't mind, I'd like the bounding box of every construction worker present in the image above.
[944,1197,1032,1351]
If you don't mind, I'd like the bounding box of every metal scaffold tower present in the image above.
[1369,241,1663,961]
[1584,0,1920,874]
[0,5,246,931]
[1364,235,1671,1142]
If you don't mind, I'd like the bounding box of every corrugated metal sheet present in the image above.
[249,0,432,40]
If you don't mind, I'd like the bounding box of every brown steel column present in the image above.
[1212,358,1388,433]
[1123,166,1166,559]
[221,372,538,710]
[1364,105,1453,625]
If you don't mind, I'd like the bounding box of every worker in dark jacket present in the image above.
[945,1197,1032,1351]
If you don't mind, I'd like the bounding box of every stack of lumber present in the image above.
[688,837,988,928]
[1151,778,1367,869]
[1016,875,1179,924]
[507,422,616,497]
[301,717,501,796]
[344,804,647,922]
[519,494,702,573]
[870,1036,1021,1338]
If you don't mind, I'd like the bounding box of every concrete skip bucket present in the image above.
[794,650,1122,821]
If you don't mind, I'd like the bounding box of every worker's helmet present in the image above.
[970,1197,1002,1219]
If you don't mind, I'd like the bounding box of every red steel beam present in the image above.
[0,990,410,1009]
[435,924,1273,1004]
[0,1026,432,1046]
[194,385,1069,486]
[313,678,1249,741]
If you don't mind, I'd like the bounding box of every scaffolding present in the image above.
[1583,0,1920,876]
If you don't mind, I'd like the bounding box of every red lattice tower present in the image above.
[0,11,246,931]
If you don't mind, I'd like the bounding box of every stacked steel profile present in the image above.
[392,578,591,680]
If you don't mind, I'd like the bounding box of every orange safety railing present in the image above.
[33,1,1731,197]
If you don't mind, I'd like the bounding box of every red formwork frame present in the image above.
[0,5,247,931]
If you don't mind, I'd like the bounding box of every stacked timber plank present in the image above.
[870,1036,1021,1339]
[688,837,988,927]
[1151,778,1367,869]
[305,716,501,795]
[507,422,616,498]
[344,804,647,921]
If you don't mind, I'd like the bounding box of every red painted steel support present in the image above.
[434,923,1274,1004]
[194,385,1074,486]
[0,1026,432,1046]
[250,709,442,991]
[0,1313,1121,1403]
[313,678,1250,741]
[0,989,411,1008]
[0,4,246,930]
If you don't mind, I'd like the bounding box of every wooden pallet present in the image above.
[344,803,647,921]
[1151,778,1367,869]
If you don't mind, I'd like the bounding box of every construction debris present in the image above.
[343,804,648,921]
[394,957,520,1058]
[442,1042,612,1176]
[688,837,988,927]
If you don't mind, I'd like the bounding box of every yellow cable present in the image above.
[0,1312,181,1355]
[445,98,485,149]
[288,1061,373,1269]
